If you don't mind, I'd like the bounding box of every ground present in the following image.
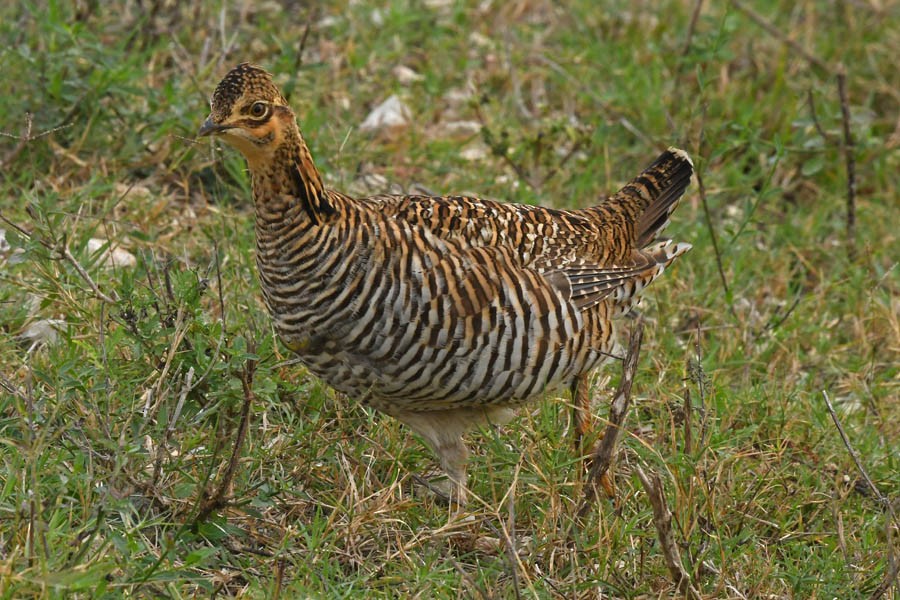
[0,1,897,598]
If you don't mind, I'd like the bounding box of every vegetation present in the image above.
[0,1,897,597]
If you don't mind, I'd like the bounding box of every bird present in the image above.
[199,63,693,505]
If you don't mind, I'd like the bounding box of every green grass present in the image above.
[1,0,898,597]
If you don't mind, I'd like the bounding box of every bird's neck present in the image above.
[250,124,336,226]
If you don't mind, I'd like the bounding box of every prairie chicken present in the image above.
[200,63,692,505]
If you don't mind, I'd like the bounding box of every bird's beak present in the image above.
[198,116,229,137]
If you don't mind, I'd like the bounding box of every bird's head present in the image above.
[199,63,294,166]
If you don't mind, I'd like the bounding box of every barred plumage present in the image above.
[200,63,693,504]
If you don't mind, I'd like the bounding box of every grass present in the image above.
[0,0,897,597]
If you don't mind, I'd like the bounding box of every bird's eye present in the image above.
[250,102,268,118]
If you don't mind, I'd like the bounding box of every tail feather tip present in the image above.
[667,147,693,169]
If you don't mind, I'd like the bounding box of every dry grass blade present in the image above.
[635,465,702,600]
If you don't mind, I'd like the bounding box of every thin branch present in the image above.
[836,68,857,261]
[683,386,692,455]
[196,359,256,522]
[0,112,33,168]
[822,392,890,510]
[806,89,835,143]
[60,244,118,304]
[1,112,74,168]
[483,516,524,600]
[822,391,899,598]
[449,557,490,600]
[730,0,831,73]
[0,213,41,246]
[696,169,730,299]
[473,101,537,190]
[292,18,313,73]
[870,500,900,599]
[635,465,702,600]
[534,54,655,147]
[541,135,586,186]
[579,320,644,516]
[682,0,705,56]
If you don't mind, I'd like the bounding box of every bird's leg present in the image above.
[390,409,472,507]
[572,374,615,499]
[435,438,469,507]
[571,373,592,449]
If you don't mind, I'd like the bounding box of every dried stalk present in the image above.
[579,320,643,516]
[635,465,702,600]
[196,360,256,522]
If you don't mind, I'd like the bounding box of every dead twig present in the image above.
[635,465,702,600]
[822,392,890,510]
[579,319,643,516]
[692,320,711,448]
[683,386,692,455]
[696,168,729,300]
[473,101,536,190]
[1,113,74,169]
[196,359,256,522]
[730,0,830,73]
[0,212,116,304]
[292,18,313,74]
[806,89,835,143]
[682,0,705,56]
[500,477,524,600]
[535,54,655,148]
[449,557,491,600]
[0,112,33,168]
[483,516,525,600]
[731,0,861,262]
[871,500,900,600]
[822,391,899,599]
[60,244,118,304]
[836,68,857,261]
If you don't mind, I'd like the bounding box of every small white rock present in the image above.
[87,238,137,269]
[460,142,489,162]
[440,120,482,137]
[392,65,424,85]
[468,31,492,48]
[443,87,473,108]
[114,182,152,202]
[317,15,341,28]
[20,319,65,349]
[360,95,412,132]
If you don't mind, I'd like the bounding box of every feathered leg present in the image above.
[572,373,615,498]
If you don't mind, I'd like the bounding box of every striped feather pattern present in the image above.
[201,64,693,502]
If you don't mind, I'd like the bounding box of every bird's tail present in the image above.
[602,147,694,248]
